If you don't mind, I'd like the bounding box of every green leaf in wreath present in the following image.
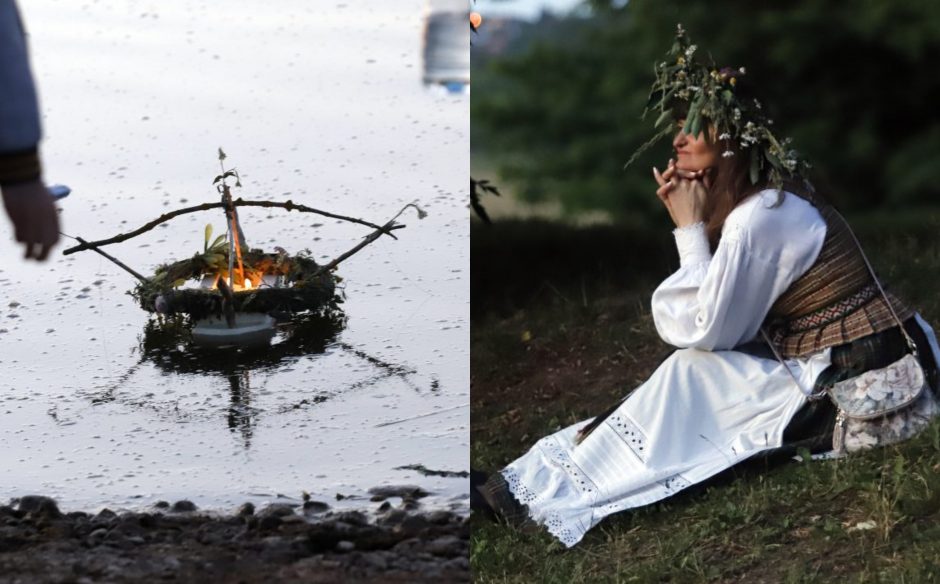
[688,113,702,139]
[683,94,704,137]
[749,148,761,184]
[654,108,673,129]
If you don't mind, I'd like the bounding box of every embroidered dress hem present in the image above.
[499,346,826,548]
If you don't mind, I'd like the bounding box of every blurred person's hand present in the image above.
[1,179,60,261]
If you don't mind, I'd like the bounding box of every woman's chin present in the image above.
[676,161,714,173]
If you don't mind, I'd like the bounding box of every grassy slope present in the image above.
[471,211,940,583]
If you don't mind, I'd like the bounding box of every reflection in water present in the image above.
[333,342,419,394]
[226,370,254,447]
[80,311,430,449]
[139,312,347,374]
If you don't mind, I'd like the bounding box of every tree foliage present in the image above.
[472,0,940,220]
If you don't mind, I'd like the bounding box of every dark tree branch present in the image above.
[470,177,500,224]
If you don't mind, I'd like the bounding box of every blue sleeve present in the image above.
[0,0,42,184]
[0,0,42,154]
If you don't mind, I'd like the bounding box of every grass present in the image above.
[471,209,940,583]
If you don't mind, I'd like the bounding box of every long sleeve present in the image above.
[651,190,828,351]
[0,0,42,183]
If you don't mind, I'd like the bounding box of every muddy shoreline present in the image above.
[0,493,469,583]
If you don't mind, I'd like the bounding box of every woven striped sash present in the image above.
[764,200,913,359]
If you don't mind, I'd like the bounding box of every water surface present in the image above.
[1,0,468,512]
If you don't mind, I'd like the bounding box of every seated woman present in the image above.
[471,25,940,548]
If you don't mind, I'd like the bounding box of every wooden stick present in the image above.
[63,199,401,255]
[74,237,150,283]
[313,203,425,276]
[313,220,398,276]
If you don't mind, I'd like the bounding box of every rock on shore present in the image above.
[0,496,469,583]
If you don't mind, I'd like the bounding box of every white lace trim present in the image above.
[500,467,591,547]
[672,221,711,268]
[503,447,698,548]
[501,466,537,505]
[538,473,695,548]
[540,437,598,496]
[605,412,649,462]
[499,436,599,507]
[673,221,706,236]
[500,436,599,548]
[544,511,587,547]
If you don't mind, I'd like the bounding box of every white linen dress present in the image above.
[500,189,940,548]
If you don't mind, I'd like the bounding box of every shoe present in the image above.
[470,469,497,519]
[470,469,543,535]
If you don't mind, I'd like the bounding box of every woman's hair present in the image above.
[702,131,770,249]
[698,123,815,250]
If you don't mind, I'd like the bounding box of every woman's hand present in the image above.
[653,161,679,226]
[653,159,709,228]
[668,173,708,228]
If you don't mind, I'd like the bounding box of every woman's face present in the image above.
[672,122,720,171]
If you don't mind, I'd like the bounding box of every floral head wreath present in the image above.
[626,24,809,187]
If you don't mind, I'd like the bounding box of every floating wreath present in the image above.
[63,150,424,325]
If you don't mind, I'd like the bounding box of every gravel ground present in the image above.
[0,491,469,583]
